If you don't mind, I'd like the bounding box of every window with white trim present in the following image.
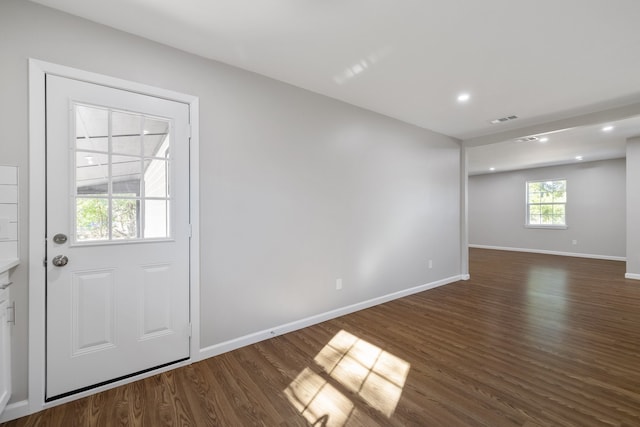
[74,103,172,243]
[526,179,567,227]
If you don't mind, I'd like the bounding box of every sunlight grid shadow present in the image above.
[285,329,410,425]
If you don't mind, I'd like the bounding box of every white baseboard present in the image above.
[469,244,626,262]
[625,273,640,280]
[199,274,463,360]
[8,274,463,421]
[0,399,29,423]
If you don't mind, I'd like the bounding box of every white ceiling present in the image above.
[467,115,640,175]
[30,0,640,170]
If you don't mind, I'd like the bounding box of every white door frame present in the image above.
[28,59,200,412]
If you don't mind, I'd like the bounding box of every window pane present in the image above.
[144,200,169,238]
[76,152,109,196]
[76,198,109,241]
[112,155,142,197]
[540,192,554,203]
[112,111,142,155]
[112,111,142,137]
[528,192,541,203]
[554,192,567,203]
[540,204,554,223]
[143,134,170,158]
[528,182,542,192]
[529,213,540,224]
[553,204,566,225]
[112,135,141,155]
[144,159,169,198]
[529,205,541,215]
[112,199,139,239]
[143,117,170,157]
[76,105,108,152]
[144,117,170,135]
[77,136,109,152]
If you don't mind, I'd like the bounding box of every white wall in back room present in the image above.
[469,158,626,259]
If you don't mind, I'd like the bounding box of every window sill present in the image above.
[524,225,568,230]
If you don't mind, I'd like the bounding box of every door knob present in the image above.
[52,255,69,267]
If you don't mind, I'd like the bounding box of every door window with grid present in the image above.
[74,103,172,243]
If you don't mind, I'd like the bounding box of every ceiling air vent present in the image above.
[514,136,539,143]
[489,115,519,124]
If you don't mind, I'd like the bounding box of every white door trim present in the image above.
[28,59,200,413]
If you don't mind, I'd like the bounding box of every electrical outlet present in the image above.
[336,278,343,290]
[428,259,433,269]
[572,240,577,245]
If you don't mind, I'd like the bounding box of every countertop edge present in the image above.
[0,258,20,274]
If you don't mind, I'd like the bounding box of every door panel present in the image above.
[72,269,115,354]
[45,75,190,400]
[139,263,172,338]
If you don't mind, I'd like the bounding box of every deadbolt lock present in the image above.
[53,233,68,244]
[53,233,67,245]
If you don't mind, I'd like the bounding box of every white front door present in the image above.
[45,75,191,400]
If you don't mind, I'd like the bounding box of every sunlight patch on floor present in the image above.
[285,367,355,426]
[285,329,410,426]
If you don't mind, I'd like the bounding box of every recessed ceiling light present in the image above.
[351,63,365,75]
[539,137,549,143]
[602,125,614,132]
[575,155,583,161]
[457,93,470,103]
[489,167,496,171]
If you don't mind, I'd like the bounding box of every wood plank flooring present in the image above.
[4,248,640,426]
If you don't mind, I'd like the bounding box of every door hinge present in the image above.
[187,323,192,337]
[7,302,16,325]
[43,257,47,267]
[188,224,192,238]
[186,123,192,139]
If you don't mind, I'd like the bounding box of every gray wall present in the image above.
[0,0,462,403]
[627,137,640,275]
[469,159,626,258]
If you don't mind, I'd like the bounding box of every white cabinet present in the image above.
[0,164,18,418]
[0,270,12,415]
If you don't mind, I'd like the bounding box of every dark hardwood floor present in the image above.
[4,248,640,426]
